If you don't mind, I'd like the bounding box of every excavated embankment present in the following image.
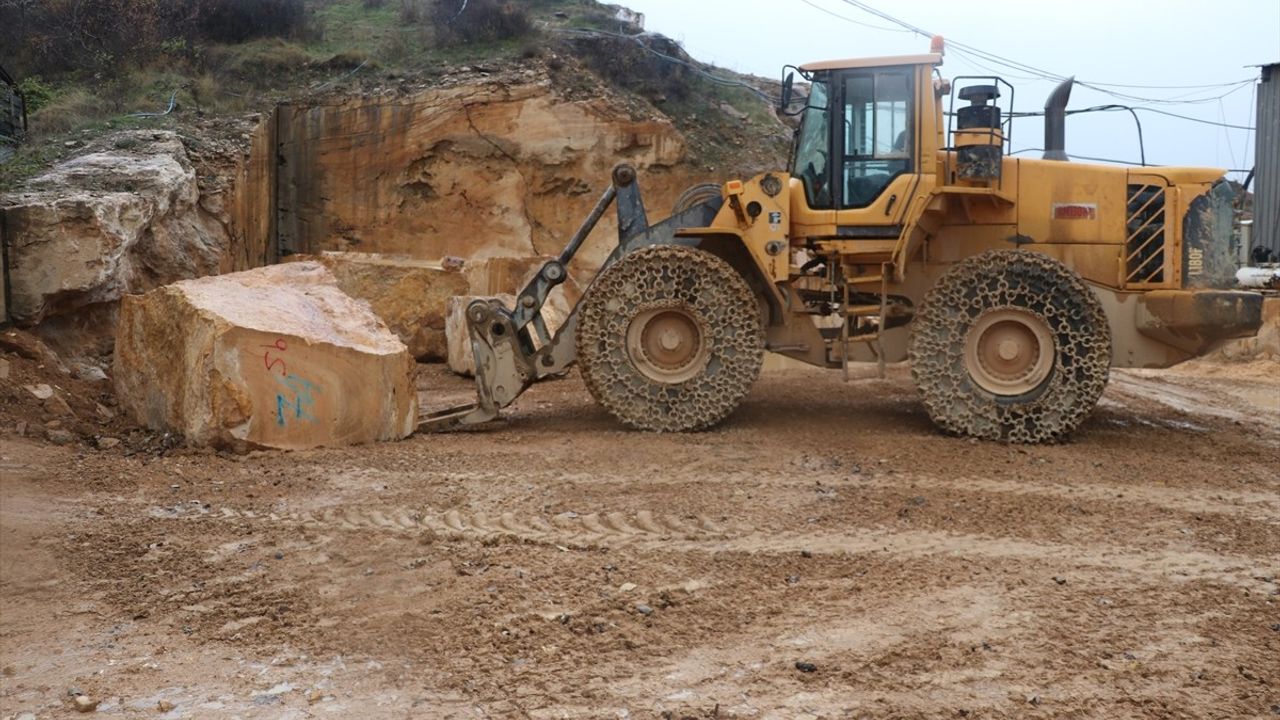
[1,68,780,360]
[0,63,789,445]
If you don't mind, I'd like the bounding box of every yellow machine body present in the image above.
[425,46,1264,442]
[674,53,1257,370]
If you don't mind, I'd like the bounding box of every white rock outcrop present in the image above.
[0,131,228,326]
[114,262,417,450]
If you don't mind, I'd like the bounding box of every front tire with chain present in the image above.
[577,245,765,431]
[908,249,1112,443]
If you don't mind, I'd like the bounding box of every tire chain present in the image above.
[908,249,1112,443]
[577,245,765,431]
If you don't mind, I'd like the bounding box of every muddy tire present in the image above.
[908,249,1111,443]
[577,245,765,431]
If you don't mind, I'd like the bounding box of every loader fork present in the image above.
[419,164,722,432]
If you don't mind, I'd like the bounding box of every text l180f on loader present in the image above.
[423,40,1264,443]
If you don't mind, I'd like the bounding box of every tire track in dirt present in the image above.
[605,584,1021,716]
[702,528,1277,590]
[207,505,731,546]
[843,474,1280,525]
[1106,371,1280,433]
[303,466,1280,525]
[174,505,1276,589]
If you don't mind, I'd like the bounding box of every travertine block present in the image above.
[114,262,417,450]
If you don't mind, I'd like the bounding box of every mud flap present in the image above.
[1136,290,1264,354]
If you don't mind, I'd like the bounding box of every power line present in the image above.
[948,46,1043,82]
[1136,105,1255,130]
[1076,78,1253,105]
[828,0,1261,109]
[1219,98,1238,169]
[551,28,776,104]
[1011,102,1252,134]
[797,0,910,33]
[1242,81,1258,162]
[1068,78,1257,90]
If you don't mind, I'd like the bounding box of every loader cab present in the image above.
[786,54,944,239]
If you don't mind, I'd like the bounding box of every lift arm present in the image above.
[419,164,722,432]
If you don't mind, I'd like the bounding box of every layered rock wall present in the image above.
[276,82,699,278]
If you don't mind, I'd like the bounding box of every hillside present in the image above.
[1,0,790,191]
[0,0,793,367]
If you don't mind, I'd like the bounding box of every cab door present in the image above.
[831,66,917,237]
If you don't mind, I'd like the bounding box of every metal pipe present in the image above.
[1043,76,1074,161]
[558,184,617,265]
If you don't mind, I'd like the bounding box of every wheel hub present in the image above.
[964,308,1055,396]
[626,307,709,384]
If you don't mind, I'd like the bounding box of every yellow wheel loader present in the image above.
[424,43,1264,442]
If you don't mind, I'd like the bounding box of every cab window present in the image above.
[841,70,912,208]
[791,77,832,209]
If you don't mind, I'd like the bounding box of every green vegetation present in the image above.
[0,0,786,189]
[15,77,56,114]
[0,0,612,147]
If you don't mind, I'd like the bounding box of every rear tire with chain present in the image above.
[908,249,1111,443]
[577,245,765,431]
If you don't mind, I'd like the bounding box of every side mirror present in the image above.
[780,71,794,112]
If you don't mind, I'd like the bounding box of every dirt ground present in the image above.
[2,359,1278,719]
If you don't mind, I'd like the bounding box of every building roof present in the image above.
[800,53,942,72]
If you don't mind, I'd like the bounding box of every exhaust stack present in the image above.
[1043,77,1074,161]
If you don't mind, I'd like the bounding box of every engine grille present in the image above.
[1124,184,1168,286]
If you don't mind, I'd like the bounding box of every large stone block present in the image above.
[294,252,469,361]
[114,262,416,450]
[462,255,584,305]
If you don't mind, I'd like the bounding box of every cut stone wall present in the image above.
[275,82,700,278]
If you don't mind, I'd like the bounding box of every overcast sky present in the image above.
[615,0,1279,182]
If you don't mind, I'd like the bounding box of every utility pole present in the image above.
[1254,63,1279,261]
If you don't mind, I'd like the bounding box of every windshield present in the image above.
[792,78,831,208]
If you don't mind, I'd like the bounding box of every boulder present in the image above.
[114,262,416,450]
[462,255,583,306]
[0,131,228,327]
[293,252,469,361]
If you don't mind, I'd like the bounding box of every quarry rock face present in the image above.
[294,252,469,362]
[0,131,230,327]
[275,82,697,277]
[114,262,417,450]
